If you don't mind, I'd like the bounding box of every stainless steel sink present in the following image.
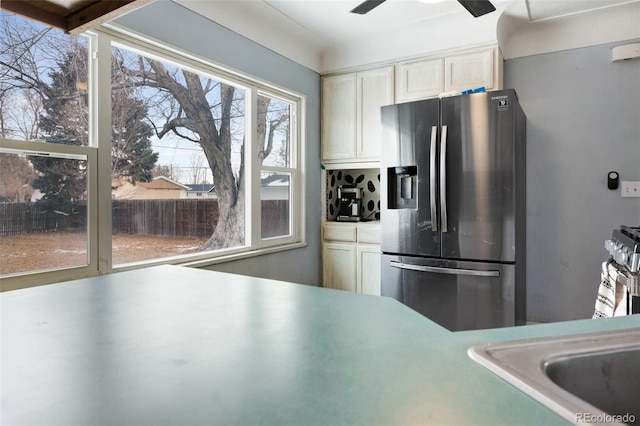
[468,328,640,425]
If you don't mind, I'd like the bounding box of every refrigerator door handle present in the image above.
[440,125,448,233]
[390,260,500,277]
[429,125,438,232]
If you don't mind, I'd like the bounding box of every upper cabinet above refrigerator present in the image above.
[396,47,503,104]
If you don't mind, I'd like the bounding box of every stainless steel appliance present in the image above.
[337,186,364,222]
[380,89,526,331]
[604,225,640,315]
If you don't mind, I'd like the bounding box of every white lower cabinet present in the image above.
[357,244,381,296]
[322,222,381,296]
[323,242,357,292]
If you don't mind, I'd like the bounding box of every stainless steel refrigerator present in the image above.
[380,89,526,331]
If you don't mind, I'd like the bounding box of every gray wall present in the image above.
[504,41,640,322]
[116,1,322,286]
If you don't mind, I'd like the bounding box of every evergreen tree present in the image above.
[32,45,90,213]
[31,44,158,213]
[111,93,157,183]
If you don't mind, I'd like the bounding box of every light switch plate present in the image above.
[621,181,640,198]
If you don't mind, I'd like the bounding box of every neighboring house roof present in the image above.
[261,174,289,187]
[111,176,191,200]
[186,184,215,193]
[138,176,191,191]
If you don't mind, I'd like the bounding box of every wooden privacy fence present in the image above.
[112,199,218,238]
[0,203,86,235]
[1,200,289,238]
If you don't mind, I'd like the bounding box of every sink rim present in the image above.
[468,327,640,425]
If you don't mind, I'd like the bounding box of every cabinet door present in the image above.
[321,74,356,161]
[357,245,381,296]
[444,50,494,92]
[323,243,357,292]
[356,66,395,160]
[396,58,444,102]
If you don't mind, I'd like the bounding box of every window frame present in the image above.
[255,89,300,248]
[0,19,306,290]
[0,139,99,291]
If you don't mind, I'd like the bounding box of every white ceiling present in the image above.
[172,0,640,72]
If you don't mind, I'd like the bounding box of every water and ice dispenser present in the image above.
[388,166,417,209]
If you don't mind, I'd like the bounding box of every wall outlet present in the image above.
[621,181,640,198]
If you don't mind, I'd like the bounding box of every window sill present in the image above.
[112,241,308,272]
[180,242,308,269]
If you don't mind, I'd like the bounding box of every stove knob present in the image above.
[605,239,613,253]
[616,247,629,265]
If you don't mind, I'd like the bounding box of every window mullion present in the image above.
[247,88,259,249]
[93,33,113,274]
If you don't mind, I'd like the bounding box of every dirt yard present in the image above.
[0,232,207,275]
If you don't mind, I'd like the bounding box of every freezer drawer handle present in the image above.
[429,125,438,231]
[389,261,500,277]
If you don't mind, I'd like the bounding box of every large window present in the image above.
[0,147,93,275]
[0,12,304,288]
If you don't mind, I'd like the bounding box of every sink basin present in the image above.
[468,328,640,425]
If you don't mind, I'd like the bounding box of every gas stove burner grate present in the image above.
[606,225,640,273]
[620,225,640,243]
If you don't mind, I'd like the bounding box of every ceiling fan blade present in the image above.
[457,0,496,17]
[350,0,387,15]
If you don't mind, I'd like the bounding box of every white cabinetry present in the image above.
[357,245,381,296]
[322,222,381,295]
[321,73,356,161]
[444,49,497,92]
[356,67,394,160]
[395,47,502,102]
[323,242,357,292]
[321,66,394,163]
[396,57,444,103]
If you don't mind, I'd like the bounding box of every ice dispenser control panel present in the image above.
[388,166,417,209]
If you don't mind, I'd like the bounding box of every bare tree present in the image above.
[115,49,289,250]
[187,151,207,185]
[0,88,42,140]
[152,164,176,180]
[0,12,55,139]
[0,153,37,202]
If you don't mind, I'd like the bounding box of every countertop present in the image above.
[1,265,638,425]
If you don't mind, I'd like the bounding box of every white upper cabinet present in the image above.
[356,66,394,160]
[396,58,444,103]
[444,49,496,92]
[321,66,394,163]
[322,73,357,161]
[395,47,503,102]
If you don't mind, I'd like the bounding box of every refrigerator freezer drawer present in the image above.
[382,254,522,331]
